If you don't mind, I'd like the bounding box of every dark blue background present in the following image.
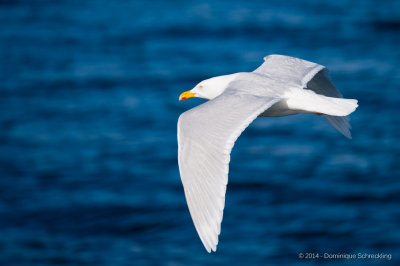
[1,0,399,265]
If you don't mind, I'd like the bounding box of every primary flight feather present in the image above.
[177,54,358,252]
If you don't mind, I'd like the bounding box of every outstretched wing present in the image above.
[177,92,281,252]
[254,54,324,87]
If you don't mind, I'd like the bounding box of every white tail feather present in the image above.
[286,89,358,117]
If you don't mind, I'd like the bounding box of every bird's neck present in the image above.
[205,73,238,100]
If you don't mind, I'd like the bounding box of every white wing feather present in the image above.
[254,54,324,87]
[305,68,352,138]
[177,92,281,252]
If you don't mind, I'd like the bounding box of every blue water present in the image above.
[1,0,400,265]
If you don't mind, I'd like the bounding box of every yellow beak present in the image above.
[179,90,196,101]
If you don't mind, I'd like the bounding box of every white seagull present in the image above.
[177,54,358,252]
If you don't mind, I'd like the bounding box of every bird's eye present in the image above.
[198,85,203,89]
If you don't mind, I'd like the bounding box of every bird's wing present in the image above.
[177,92,281,252]
[305,67,352,139]
[253,54,325,88]
[305,68,342,97]
[255,55,352,138]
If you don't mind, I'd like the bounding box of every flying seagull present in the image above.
[177,54,358,252]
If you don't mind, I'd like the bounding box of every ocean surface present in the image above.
[1,0,400,265]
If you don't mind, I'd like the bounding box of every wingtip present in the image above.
[206,244,217,253]
[345,130,353,140]
[203,239,218,253]
[344,132,352,140]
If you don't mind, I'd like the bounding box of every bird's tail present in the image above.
[286,89,358,138]
[286,89,358,116]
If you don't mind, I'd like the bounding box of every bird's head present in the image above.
[179,74,237,101]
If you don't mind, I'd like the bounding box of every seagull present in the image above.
[177,54,358,252]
